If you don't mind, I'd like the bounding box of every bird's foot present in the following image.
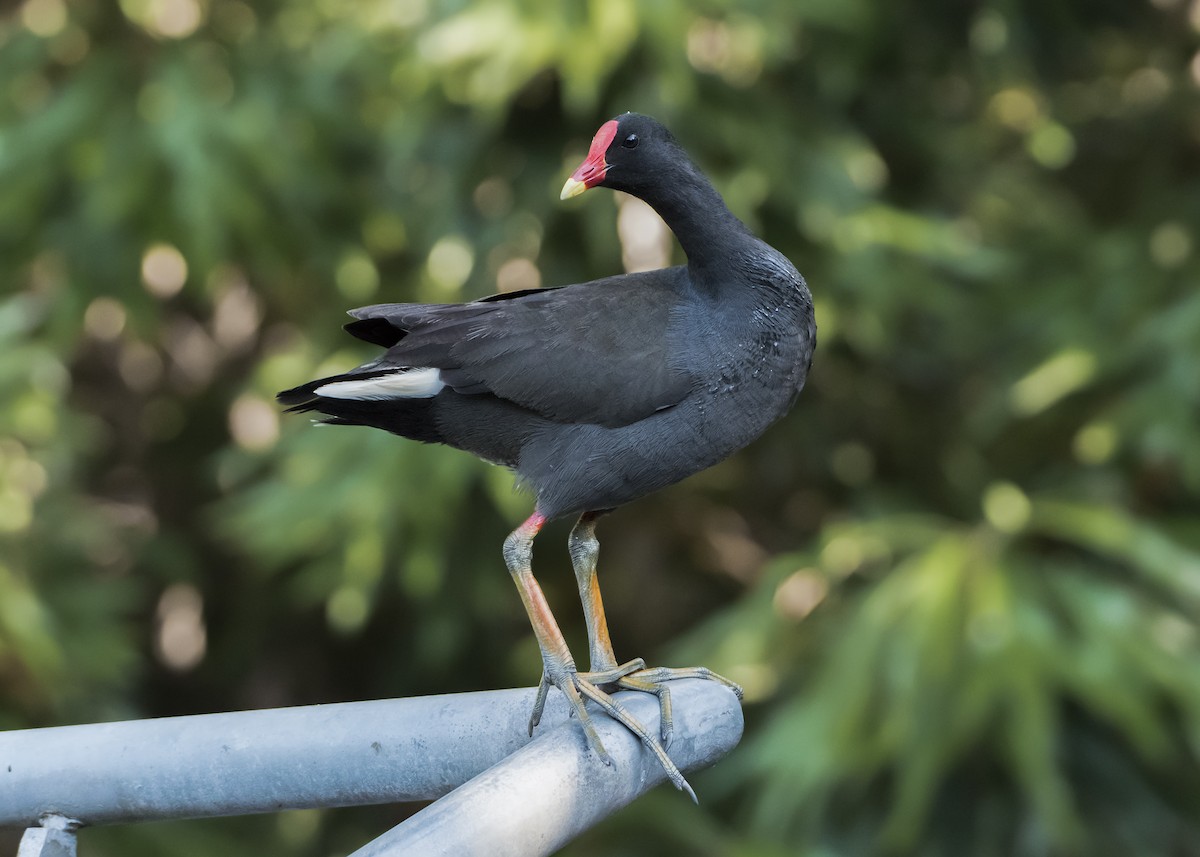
[527,659,741,802]
[583,660,743,748]
[527,663,698,802]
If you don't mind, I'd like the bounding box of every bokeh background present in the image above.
[3,0,1200,854]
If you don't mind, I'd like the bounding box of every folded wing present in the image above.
[345,270,695,428]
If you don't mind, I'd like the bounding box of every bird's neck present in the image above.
[645,160,753,277]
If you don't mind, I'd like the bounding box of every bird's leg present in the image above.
[568,511,622,674]
[568,513,666,732]
[504,513,583,738]
[504,511,696,801]
[567,512,745,748]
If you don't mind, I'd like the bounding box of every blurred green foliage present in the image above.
[2,0,1200,854]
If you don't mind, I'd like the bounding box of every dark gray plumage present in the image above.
[280,115,815,520]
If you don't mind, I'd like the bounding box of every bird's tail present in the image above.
[277,370,444,443]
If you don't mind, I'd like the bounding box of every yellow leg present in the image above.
[504,512,696,801]
[566,512,745,748]
[568,512,618,672]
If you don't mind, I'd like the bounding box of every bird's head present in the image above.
[560,113,677,201]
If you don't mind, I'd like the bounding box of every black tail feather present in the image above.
[344,317,406,347]
[276,374,444,444]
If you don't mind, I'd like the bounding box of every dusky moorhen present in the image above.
[279,113,816,799]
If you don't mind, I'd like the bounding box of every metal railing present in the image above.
[1,679,743,856]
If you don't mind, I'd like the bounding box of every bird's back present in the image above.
[518,252,815,518]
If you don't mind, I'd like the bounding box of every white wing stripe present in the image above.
[315,368,445,400]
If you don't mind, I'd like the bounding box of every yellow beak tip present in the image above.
[560,177,587,201]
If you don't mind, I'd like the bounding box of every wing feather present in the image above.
[348,269,695,427]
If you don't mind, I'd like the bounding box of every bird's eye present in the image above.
[622,134,639,149]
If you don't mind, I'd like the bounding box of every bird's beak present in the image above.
[560,176,588,200]
[560,119,618,201]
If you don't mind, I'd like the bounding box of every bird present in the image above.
[278,113,816,799]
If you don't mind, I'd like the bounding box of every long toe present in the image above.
[540,669,614,767]
[601,662,744,747]
[539,668,696,801]
[625,664,744,700]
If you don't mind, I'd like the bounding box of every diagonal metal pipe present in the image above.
[350,679,743,857]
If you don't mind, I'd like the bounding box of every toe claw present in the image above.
[679,777,698,805]
[528,674,551,736]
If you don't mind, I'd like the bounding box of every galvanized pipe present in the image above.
[0,687,572,828]
[0,680,742,845]
[350,679,744,857]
